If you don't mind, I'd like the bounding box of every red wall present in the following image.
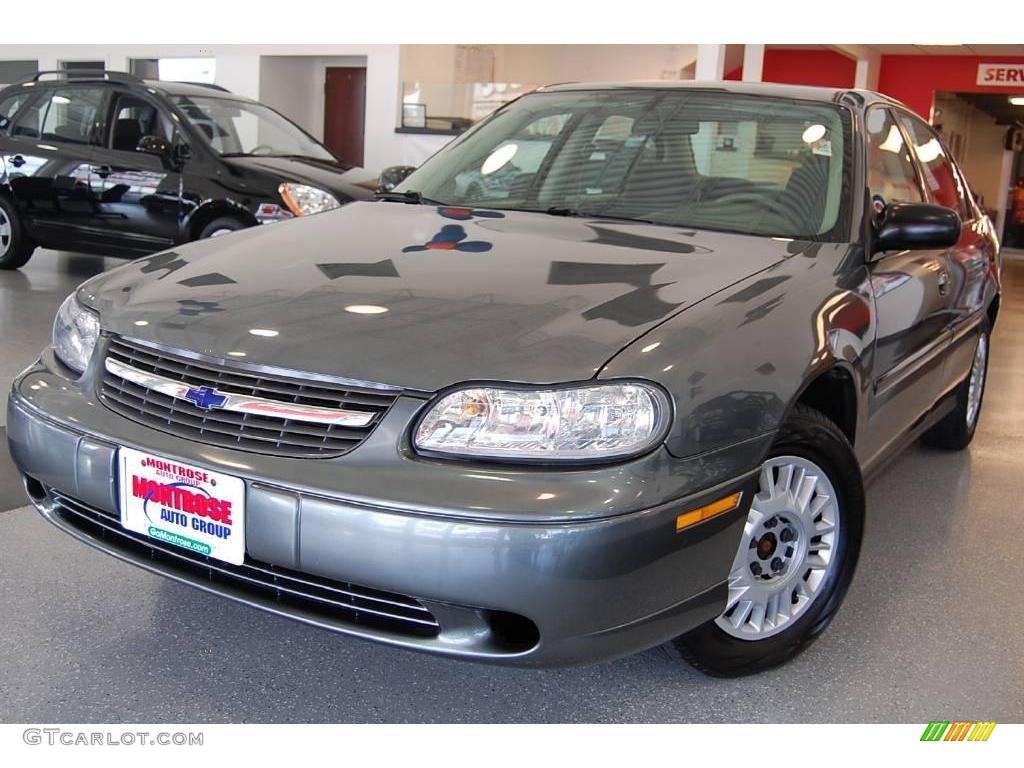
[878,55,1024,119]
[725,49,856,88]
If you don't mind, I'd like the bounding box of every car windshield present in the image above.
[171,94,335,161]
[398,89,849,240]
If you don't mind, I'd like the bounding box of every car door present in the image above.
[87,90,184,254]
[862,106,952,466]
[894,110,992,397]
[1,84,108,251]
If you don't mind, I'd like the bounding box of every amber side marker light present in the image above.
[676,492,743,533]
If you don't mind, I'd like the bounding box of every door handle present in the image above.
[937,271,950,296]
[90,165,112,178]
[8,154,25,168]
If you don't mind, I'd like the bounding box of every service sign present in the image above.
[976,62,1024,86]
[118,447,245,565]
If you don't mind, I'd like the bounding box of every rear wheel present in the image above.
[671,404,864,677]
[0,196,36,270]
[922,329,989,451]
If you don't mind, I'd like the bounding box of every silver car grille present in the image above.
[99,336,400,458]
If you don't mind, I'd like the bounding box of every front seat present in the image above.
[112,118,144,151]
[776,154,830,236]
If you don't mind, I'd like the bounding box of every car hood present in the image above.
[223,155,377,201]
[81,202,805,392]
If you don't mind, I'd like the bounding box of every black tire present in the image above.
[921,327,989,451]
[198,217,248,240]
[670,404,865,677]
[0,195,36,270]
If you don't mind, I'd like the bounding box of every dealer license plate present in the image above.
[118,447,245,565]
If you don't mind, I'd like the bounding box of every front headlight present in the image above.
[414,382,671,463]
[53,292,99,374]
[278,182,341,216]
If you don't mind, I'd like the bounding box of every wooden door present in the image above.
[323,67,366,167]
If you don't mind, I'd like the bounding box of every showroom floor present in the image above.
[1,248,1022,723]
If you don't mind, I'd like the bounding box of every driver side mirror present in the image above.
[136,136,192,170]
[377,165,416,193]
[872,202,961,255]
[136,135,172,158]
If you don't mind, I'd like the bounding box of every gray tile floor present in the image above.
[1,249,1022,723]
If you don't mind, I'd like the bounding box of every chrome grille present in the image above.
[99,336,399,458]
[48,489,440,638]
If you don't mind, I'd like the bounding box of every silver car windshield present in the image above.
[399,89,850,240]
[172,95,335,161]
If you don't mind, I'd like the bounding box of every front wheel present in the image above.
[0,195,36,270]
[671,404,864,677]
[198,216,249,239]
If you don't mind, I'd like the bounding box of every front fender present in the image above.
[599,242,872,463]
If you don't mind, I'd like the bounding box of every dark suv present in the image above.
[0,70,374,269]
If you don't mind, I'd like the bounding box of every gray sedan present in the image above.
[7,82,1000,676]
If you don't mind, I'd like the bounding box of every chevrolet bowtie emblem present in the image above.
[183,386,228,410]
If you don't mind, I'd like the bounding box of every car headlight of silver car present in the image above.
[52,292,100,374]
[414,382,671,462]
[279,182,341,216]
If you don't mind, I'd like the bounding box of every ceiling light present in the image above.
[878,125,905,154]
[344,304,389,315]
[481,144,518,175]
[50,95,70,104]
[227,351,247,357]
[1010,96,1024,106]
[914,138,943,163]
[802,124,827,143]
[249,328,279,337]
[133,320,149,326]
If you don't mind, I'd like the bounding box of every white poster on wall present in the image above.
[976,62,1024,86]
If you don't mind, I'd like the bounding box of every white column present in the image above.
[37,55,59,74]
[107,55,130,75]
[854,55,880,90]
[832,45,880,90]
[694,44,726,81]
[741,44,764,82]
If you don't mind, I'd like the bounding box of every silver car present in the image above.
[7,82,1000,676]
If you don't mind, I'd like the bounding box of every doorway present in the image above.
[933,92,1021,245]
[323,67,366,167]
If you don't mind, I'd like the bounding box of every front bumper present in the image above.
[7,353,765,666]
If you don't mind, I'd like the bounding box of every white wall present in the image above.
[258,56,323,138]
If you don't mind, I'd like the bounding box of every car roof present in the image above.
[0,77,250,103]
[142,79,251,101]
[535,80,909,113]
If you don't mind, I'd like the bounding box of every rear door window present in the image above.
[39,87,106,145]
[0,91,33,132]
[9,92,47,138]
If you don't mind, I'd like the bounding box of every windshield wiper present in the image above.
[542,206,659,225]
[374,190,443,205]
